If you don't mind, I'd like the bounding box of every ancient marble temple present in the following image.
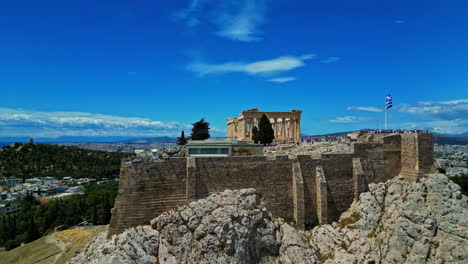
[226,108,302,141]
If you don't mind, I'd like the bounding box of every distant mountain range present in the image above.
[115,136,177,144]
[0,132,466,146]
[0,136,177,145]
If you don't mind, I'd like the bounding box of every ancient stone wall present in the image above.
[193,156,295,221]
[109,158,188,236]
[108,133,434,237]
[400,133,434,180]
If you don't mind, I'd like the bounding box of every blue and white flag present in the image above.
[386,93,393,110]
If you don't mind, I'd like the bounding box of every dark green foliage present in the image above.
[176,130,188,145]
[252,126,259,143]
[0,143,130,179]
[257,114,275,145]
[92,198,98,225]
[0,181,118,251]
[437,168,446,174]
[102,194,112,224]
[190,118,210,140]
[449,174,468,196]
[26,217,40,242]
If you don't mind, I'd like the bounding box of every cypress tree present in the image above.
[190,118,210,140]
[252,126,259,143]
[177,130,188,145]
[26,217,39,242]
[10,215,17,239]
[102,194,111,224]
[92,197,98,225]
[257,114,275,145]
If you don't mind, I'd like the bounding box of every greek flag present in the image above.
[386,93,393,110]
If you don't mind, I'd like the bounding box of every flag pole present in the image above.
[385,108,388,130]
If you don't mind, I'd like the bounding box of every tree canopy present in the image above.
[190,118,210,140]
[0,143,130,179]
[257,114,275,145]
[0,181,119,250]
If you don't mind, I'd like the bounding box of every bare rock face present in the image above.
[69,174,467,264]
[68,189,300,264]
[308,173,468,263]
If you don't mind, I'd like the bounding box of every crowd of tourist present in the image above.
[368,129,431,134]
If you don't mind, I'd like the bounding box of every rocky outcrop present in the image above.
[69,174,467,264]
[307,173,467,263]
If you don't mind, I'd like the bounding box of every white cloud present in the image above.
[174,0,266,42]
[390,99,468,135]
[347,106,383,112]
[329,116,369,123]
[268,77,296,83]
[320,57,340,64]
[397,99,468,119]
[187,54,315,76]
[396,119,468,135]
[427,119,468,135]
[0,108,197,138]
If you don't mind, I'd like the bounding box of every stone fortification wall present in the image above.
[109,158,188,236]
[108,133,434,237]
[400,133,434,180]
[193,156,295,219]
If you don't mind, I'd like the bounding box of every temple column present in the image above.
[278,120,282,139]
[292,119,296,140]
[274,119,279,139]
[285,121,288,139]
[294,121,298,139]
[284,120,287,139]
[243,120,248,139]
[295,120,300,139]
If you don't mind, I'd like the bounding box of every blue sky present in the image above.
[1,0,467,139]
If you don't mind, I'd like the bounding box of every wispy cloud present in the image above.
[268,77,296,83]
[320,57,340,64]
[347,106,383,112]
[397,99,468,119]
[394,20,405,24]
[174,0,267,42]
[392,99,468,135]
[329,116,369,123]
[0,108,195,138]
[396,119,468,135]
[187,54,315,76]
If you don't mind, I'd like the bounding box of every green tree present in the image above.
[257,114,275,145]
[176,130,188,145]
[26,217,39,243]
[102,194,112,224]
[449,174,468,196]
[92,198,98,225]
[190,118,210,140]
[252,126,259,143]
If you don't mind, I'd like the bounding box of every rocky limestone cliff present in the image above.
[68,174,467,264]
